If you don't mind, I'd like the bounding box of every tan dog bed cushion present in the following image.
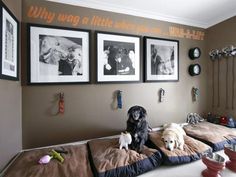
[148,131,212,165]
[184,122,236,151]
[87,138,162,177]
[3,144,93,177]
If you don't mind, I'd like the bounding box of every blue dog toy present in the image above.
[117,90,122,109]
[227,116,236,128]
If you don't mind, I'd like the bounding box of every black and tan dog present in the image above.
[126,105,148,153]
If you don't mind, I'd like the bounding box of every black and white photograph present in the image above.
[28,24,90,84]
[97,32,140,83]
[0,1,19,80]
[144,37,179,82]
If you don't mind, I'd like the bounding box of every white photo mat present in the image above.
[97,32,140,82]
[0,3,18,80]
[145,37,179,82]
[29,25,90,84]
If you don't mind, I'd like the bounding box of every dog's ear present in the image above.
[174,139,179,148]
[140,107,147,117]
[127,106,135,116]
[161,136,164,142]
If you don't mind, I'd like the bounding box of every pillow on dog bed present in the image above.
[148,131,212,165]
[3,144,94,177]
[87,138,162,177]
[184,121,236,151]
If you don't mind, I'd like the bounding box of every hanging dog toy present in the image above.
[117,90,122,109]
[58,92,65,114]
[192,87,200,101]
[159,88,165,102]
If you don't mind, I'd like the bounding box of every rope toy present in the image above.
[58,92,64,114]
[192,87,200,101]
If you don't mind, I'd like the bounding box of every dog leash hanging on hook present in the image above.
[222,47,230,109]
[209,49,217,108]
[209,46,236,109]
[233,54,235,109]
[232,46,236,109]
[216,49,222,108]
[117,90,122,109]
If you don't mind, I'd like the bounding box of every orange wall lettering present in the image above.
[26,5,205,40]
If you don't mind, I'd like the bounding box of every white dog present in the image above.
[162,123,186,151]
[119,132,132,150]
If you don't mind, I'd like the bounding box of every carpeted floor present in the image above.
[139,150,235,177]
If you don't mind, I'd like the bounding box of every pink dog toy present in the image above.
[38,155,52,164]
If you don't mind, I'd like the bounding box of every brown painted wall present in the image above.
[0,0,22,171]
[207,16,236,116]
[22,0,209,148]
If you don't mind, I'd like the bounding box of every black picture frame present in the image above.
[0,1,19,81]
[27,23,91,85]
[144,36,179,82]
[96,31,141,83]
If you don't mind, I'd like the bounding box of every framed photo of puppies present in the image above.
[0,1,19,81]
[96,31,141,83]
[144,37,179,82]
[28,23,90,84]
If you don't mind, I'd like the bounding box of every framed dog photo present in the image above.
[144,37,179,82]
[96,31,141,83]
[28,23,90,84]
[0,1,19,81]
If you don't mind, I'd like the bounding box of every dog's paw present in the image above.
[178,145,184,151]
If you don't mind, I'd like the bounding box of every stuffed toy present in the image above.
[119,132,132,150]
[38,149,65,164]
[226,116,236,128]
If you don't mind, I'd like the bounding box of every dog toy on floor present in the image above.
[119,131,132,150]
[186,113,204,124]
[38,149,66,164]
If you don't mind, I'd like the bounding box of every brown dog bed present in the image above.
[87,138,163,177]
[148,131,212,165]
[184,122,236,151]
[3,144,93,177]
